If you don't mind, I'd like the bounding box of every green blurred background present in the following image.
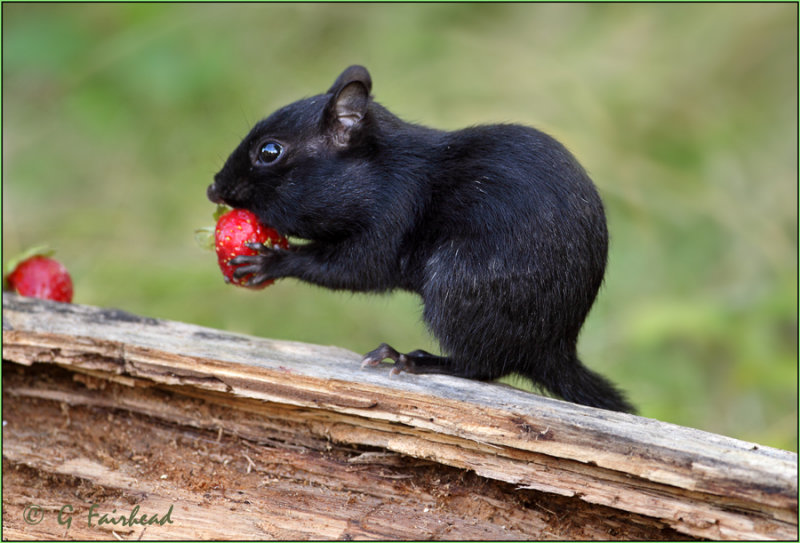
[2,3,796,451]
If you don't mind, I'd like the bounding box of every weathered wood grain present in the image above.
[2,293,797,540]
[2,363,689,540]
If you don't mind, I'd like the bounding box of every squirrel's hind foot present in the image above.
[361,343,456,376]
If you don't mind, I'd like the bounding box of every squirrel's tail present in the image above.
[538,353,636,414]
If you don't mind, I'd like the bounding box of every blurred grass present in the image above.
[2,3,796,451]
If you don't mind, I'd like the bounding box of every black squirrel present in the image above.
[207,65,634,413]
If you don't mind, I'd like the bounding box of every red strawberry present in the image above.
[5,254,74,303]
[214,208,288,289]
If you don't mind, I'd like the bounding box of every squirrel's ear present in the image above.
[333,80,369,127]
[323,66,372,144]
[327,65,372,95]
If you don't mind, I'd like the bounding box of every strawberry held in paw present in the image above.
[5,252,73,303]
[214,208,288,289]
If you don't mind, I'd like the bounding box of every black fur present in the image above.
[208,65,634,413]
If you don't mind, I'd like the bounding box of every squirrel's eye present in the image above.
[256,141,282,164]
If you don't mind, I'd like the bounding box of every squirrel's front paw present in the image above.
[230,242,286,287]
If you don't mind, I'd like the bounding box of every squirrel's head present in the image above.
[207,65,375,240]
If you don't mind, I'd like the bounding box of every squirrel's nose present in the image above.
[206,183,223,204]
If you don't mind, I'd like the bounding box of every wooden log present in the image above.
[2,362,688,541]
[2,293,797,540]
